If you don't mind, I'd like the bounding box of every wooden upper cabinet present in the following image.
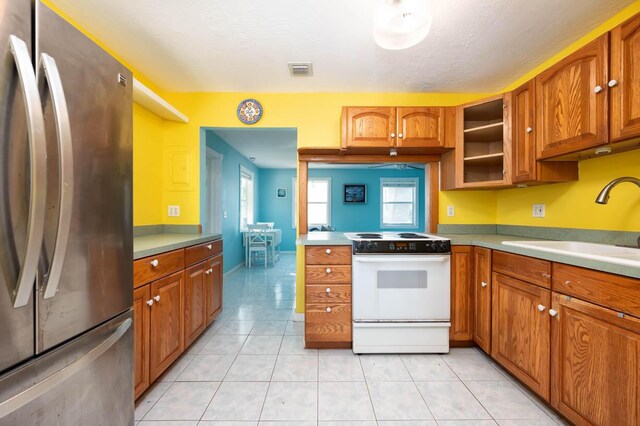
[396,107,445,148]
[536,34,609,159]
[551,293,640,425]
[610,13,640,142]
[206,254,223,325]
[492,273,551,400]
[149,270,184,382]
[342,107,396,148]
[184,262,207,348]
[133,285,150,400]
[512,81,536,183]
[450,246,474,341]
[473,247,492,353]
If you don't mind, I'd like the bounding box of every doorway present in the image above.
[206,148,223,234]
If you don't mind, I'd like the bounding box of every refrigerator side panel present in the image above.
[0,0,36,372]
[0,310,134,425]
[36,2,133,352]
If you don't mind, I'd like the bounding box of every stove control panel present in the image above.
[353,239,451,254]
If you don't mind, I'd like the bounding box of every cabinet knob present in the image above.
[537,304,546,312]
[398,133,403,138]
[146,299,154,306]
[153,295,160,302]
[326,287,331,293]
[150,259,159,267]
[325,249,331,254]
[326,268,331,274]
[326,307,332,313]
[526,127,533,133]
[541,273,551,279]
[390,133,396,138]
[207,244,212,250]
[608,79,618,87]
[564,280,572,285]
[481,281,488,288]
[594,85,603,93]
[549,309,558,317]
[205,268,212,275]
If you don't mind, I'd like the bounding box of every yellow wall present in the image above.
[133,104,164,225]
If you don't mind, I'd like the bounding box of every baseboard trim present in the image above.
[224,263,244,278]
[292,311,305,322]
[280,251,296,254]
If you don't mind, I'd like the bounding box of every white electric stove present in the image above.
[346,232,451,354]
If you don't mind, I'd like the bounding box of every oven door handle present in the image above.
[353,256,449,263]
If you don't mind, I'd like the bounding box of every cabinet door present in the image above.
[396,107,445,148]
[536,34,609,159]
[133,285,150,400]
[610,13,640,141]
[184,262,207,348]
[450,246,473,341]
[492,273,551,400]
[473,247,492,353]
[512,81,536,183]
[551,293,640,426]
[206,254,224,325]
[149,270,184,382]
[342,107,396,148]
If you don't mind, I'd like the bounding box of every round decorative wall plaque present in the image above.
[237,98,263,124]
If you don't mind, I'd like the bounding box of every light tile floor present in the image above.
[135,253,569,426]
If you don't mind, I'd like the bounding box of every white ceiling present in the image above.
[208,128,297,169]
[50,0,634,93]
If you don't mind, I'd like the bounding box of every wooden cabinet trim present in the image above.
[133,285,150,399]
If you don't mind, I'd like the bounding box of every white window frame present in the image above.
[292,177,332,228]
[239,165,255,231]
[380,177,418,228]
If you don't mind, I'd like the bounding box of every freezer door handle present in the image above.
[7,35,47,308]
[38,53,74,300]
[0,318,132,418]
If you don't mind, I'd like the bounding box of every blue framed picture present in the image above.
[344,184,367,203]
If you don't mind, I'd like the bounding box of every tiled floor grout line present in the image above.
[359,355,379,425]
[400,354,437,422]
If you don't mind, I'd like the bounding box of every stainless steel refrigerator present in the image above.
[0,0,133,424]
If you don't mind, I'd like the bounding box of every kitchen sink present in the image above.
[501,240,640,268]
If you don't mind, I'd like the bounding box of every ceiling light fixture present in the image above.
[373,0,433,50]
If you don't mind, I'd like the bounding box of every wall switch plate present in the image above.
[447,205,455,217]
[168,205,180,217]
[532,204,545,218]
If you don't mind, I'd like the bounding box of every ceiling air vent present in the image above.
[288,62,313,77]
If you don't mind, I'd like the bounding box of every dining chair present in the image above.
[246,223,272,268]
[256,222,275,229]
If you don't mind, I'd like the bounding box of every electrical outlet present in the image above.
[168,205,180,217]
[532,204,545,218]
[447,205,455,217]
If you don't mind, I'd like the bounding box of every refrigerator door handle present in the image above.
[8,35,47,308]
[39,53,74,300]
[0,317,132,418]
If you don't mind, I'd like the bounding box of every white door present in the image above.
[352,255,450,321]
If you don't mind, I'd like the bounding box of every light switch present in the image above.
[168,205,180,217]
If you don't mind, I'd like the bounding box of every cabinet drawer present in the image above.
[305,246,352,265]
[552,263,640,317]
[134,249,185,288]
[305,303,352,342]
[493,250,551,288]
[185,239,223,266]
[306,284,351,304]
[306,265,351,284]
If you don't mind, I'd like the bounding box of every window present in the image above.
[240,166,254,230]
[380,178,418,228]
[308,178,331,226]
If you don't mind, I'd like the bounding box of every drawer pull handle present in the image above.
[326,287,331,293]
[325,249,331,254]
[146,299,153,306]
[537,304,546,312]
[564,280,572,285]
[541,273,551,279]
[549,309,558,317]
[481,281,487,288]
[326,307,331,313]
[150,259,159,267]
[153,295,160,302]
[325,268,331,274]
[207,244,212,250]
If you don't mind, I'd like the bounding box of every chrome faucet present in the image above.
[595,176,640,204]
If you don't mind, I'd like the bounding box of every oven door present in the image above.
[352,254,450,322]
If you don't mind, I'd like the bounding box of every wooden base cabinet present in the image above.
[206,254,223,325]
[184,262,207,348]
[450,246,474,342]
[491,272,551,400]
[149,270,185,382]
[133,285,151,400]
[473,247,492,353]
[551,293,640,426]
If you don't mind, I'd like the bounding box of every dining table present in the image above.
[242,228,282,266]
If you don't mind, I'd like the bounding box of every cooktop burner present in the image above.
[398,233,431,239]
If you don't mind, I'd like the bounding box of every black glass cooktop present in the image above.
[398,233,431,239]
[356,233,382,239]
